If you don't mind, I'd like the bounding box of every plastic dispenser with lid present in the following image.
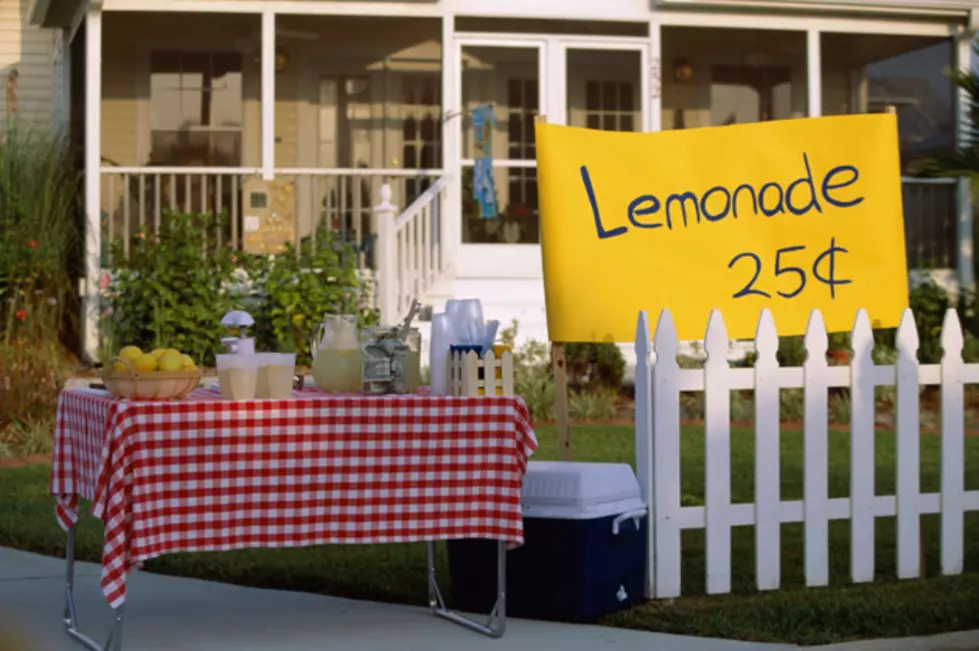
[220,310,255,355]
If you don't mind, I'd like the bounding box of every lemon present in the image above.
[158,351,184,372]
[119,346,142,362]
[180,354,197,370]
[134,354,159,372]
[112,360,128,372]
[165,348,182,358]
[150,348,167,359]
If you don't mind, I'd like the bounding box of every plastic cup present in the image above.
[256,353,297,399]
[215,354,259,400]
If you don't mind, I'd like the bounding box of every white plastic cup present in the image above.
[216,354,260,400]
[429,313,450,396]
[256,353,297,399]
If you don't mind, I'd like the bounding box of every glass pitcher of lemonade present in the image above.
[310,314,362,393]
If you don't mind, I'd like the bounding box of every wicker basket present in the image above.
[101,357,203,401]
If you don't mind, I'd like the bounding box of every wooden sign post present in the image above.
[535,114,572,461]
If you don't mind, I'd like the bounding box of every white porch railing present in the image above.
[374,175,452,324]
[634,306,979,601]
[98,166,442,269]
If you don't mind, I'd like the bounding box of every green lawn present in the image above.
[2,425,979,645]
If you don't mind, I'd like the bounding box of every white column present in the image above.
[806,29,822,118]
[441,14,460,273]
[82,8,102,363]
[955,29,975,291]
[648,19,661,132]
[261,10,276,181]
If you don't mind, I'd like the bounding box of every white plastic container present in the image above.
[216,354,259,400]
[255,353,296,399]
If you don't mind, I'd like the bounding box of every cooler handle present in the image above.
[612,508,647,535]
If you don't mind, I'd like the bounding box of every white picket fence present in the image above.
[633,306,979,600]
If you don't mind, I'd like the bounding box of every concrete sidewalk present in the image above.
[1,546,976,651]
[0,547,789,651]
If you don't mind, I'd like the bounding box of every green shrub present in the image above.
[0,121,79,349]
[241,226,377,367]
[564,342,626,391]
[103,213,238,367]
[103,219,375,368]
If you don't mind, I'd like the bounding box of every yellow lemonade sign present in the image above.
[535,114,909,342]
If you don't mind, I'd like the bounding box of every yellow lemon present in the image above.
[180,354,197,370]
[150,348,167,359]
[134,354,159,372]
[112,360,128,372]
[158,351,184,372]
[165,348,182,358]
[119,346,142,362]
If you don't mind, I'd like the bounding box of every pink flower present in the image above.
[27,240,36,248]
[14,309,27,321]
[99,271,111,291]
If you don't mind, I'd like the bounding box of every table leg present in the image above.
[426,541,507,638]
[63,526,125,651]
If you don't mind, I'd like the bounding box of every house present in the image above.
[26,0,979,366]
[2,0,62,127]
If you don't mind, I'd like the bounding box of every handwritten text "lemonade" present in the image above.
[581,153,864,240]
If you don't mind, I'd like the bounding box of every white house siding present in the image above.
[0,0,57,127]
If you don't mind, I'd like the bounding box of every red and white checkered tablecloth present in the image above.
[50,387,537,609]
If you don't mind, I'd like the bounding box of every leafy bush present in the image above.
[241,226,377,366]
[103,218,375,368]
[0,121,80,457]
[104,213,238,367]
[0,122,79,348]
[564,342,626,390]
[499,321,620,422]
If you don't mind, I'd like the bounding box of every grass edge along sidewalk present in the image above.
[1,424,978,646]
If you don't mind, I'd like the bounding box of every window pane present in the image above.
[661,27,807,129]
[567,49,641,133]
[461,46,539,160]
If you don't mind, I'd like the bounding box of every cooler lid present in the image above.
[520,461,643,519]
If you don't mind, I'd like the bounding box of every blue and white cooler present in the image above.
[447,461,648,622]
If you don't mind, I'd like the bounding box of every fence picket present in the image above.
[754,309,781,590]
[635,305,979,601]
[803,310,830,587]
[850,309,876,583]
[940,308,965,575]
[895,308,922,579]
[652,309,683,599]
[634,311,654,598]
[704,310,732,594]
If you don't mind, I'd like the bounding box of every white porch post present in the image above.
[955,27,975,291]
[648,19,661,132]
[261,10,276,181]
[806,29,822,118]
[82,7,102,363]
[441,13,460,273]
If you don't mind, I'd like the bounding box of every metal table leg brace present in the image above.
[64,527,124,651]
[426,541,507,638]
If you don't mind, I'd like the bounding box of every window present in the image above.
[402,74,442,204]
[585,80,635,132]
[149,52,244,166]
[506,78,538,218]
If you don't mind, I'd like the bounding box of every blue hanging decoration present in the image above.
[471,104,498,219]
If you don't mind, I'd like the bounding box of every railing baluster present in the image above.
[122,173,131,257]
[106,175,115,263]
[232,176,239,250]
[169,174,177,214]
[353,175,363,268]
[153,174,161,233]
[184,174,191,214]
[340,175,349,260]
[138,174,146,230]
[216,175,224,249]
[424,204,432,286]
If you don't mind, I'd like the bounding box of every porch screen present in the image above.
[149,52,244,167]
